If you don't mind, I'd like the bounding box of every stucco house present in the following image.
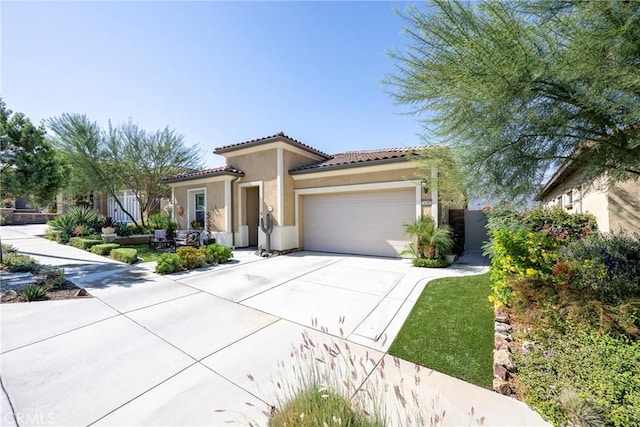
[537,160,640,234]
[162,132,449,257]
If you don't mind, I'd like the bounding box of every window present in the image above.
[195,193,205,226]
[557,196,563,207]
[567,191,573,204]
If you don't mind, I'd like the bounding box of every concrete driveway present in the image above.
[0,225,548,426]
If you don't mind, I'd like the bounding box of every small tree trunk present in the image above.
[426,245,436,259]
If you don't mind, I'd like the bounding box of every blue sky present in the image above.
[2,1,428,169]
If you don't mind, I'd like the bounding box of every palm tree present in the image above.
[402,216,454,259]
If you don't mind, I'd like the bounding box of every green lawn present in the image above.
[388,273,494,389]
[119,244,166,262]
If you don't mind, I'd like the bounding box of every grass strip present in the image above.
[388,273,494,389]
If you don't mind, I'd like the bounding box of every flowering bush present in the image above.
[561,232,640,303]
[488,229,560,308]
[485,206,598,308]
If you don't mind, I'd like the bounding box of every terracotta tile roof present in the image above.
[214,132,330,159]
[162,166,244,183]
[289,147,422,174]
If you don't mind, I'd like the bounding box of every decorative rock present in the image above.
[1,290,18,302]
[494,349,516,372]
[493,379,512,395]
[493,363,509,380]
[495,332,513,342]
[494,337,510,351]
[495,309,509,324]
[494,322,513,333]
[75,288,89,297]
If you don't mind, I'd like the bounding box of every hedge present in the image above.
[110,248,138,264]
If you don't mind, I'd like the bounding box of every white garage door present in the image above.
[303,189,416,257]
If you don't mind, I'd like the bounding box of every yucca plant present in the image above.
[402,217,454,259]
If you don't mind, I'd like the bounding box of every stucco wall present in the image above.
[283,151,321,225]
[608,179,640,234]
[170,180,226,232]
[541,172,610,233]
[293,167,422,190]
[228,150,277,229]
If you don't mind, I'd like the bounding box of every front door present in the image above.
[246,187,259,246]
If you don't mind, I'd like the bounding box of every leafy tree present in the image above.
[47,113,202,228]
[0,98,67,206]
[388,0,640,201]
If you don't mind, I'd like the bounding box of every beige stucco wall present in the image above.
[228,150,278,230]
[293,167,423,190]
[170,180,226,232]
[283,150,321,225]
[539,171,640,234]
[608,179,640,234]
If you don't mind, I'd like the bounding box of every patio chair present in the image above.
[149,229,175,250]
[174,230,201,248]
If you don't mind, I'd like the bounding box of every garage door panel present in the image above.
[302,189,415,257]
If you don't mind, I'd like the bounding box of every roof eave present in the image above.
[161,170,244,184]
[289,156,411,175]
[214,135,330,159]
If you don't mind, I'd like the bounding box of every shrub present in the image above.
[90,243,120,255]
[176,246,206,270]
[516,324,640,427]
[402,216,454,259]
[47,214,77,243]
[0,216,6,226]
[203,244,233,265]
[523,206,597,241]
[155,253,184,274]
[35,266,65,288]
[1,253,39,272]
[19,285,49,301]
[562,232,640,303]
[1,243,17,254]
[148,212,178,237]
[110,248,138,264]
[412,258,450,268]
[65,205,104,232]
[69,237,103,250]
[114,222,132,237]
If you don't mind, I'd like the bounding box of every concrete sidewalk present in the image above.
[0,225,548,426]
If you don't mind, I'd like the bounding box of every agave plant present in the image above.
[19,284,49,301]
[402,216,454,259]
[65,206,105,232]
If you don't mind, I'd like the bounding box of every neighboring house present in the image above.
[162,132,453,258]
[537,161,640,234]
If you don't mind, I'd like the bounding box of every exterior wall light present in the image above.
[421,179,429,193]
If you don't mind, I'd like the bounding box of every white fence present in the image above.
[107,191,141,223]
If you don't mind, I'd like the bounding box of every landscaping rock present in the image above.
[494,349,516,372]
[495,331,513,342]
[493,379,512,395]
[1,290,18,302]
[495,309,509,324]
[75,288,89,297]
[494,335,510,351]
[494,322,513,333]
[493,363,509,380]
